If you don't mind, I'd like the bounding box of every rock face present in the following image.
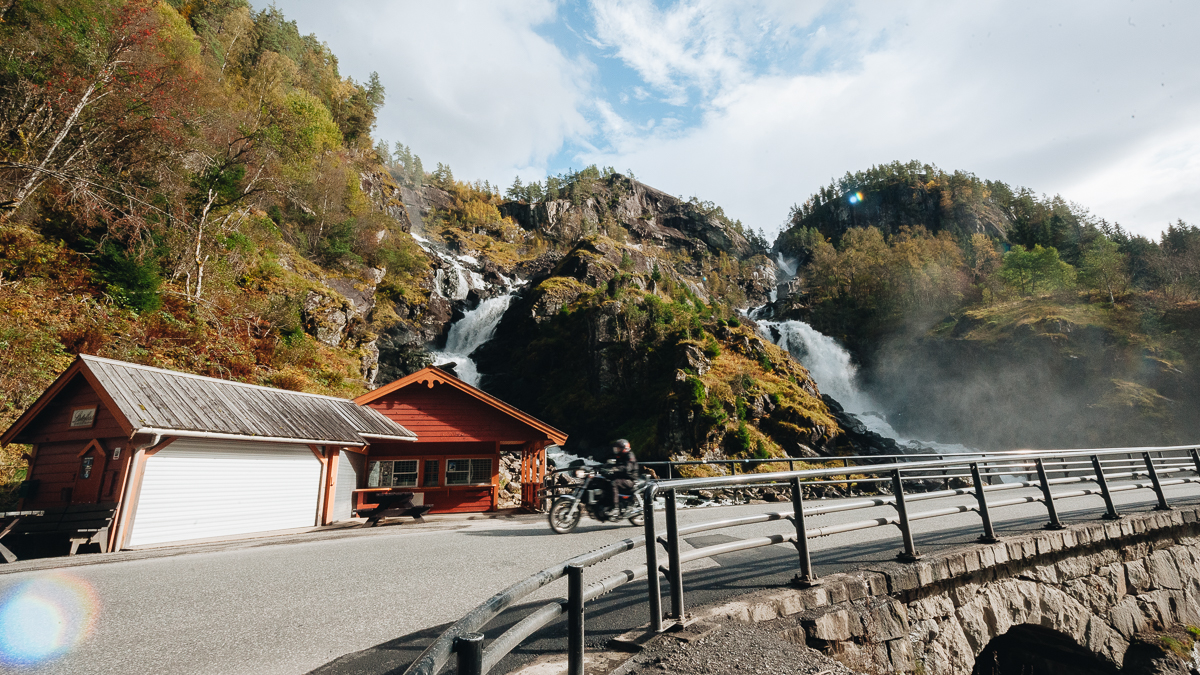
[358,167,414,232]
[497,452,523,510]
[300,267,388,385]
[820,395,904,457]
[398,183,452,234]
[501,174,756,259]
[693,508,1200,675]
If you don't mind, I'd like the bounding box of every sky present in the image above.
[260,0,1200,242]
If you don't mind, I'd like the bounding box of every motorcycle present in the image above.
[547,464,647,534]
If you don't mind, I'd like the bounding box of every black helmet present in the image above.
[611,439,630,453]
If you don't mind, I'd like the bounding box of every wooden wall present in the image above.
[367,382,547,443]
[366,440,499,513]
[20,375,130,508]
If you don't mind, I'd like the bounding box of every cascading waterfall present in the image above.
[749,250,975,454]
[757,320,877,418]
[413,233,484,301]
[408,233,520,388]
[752,253,798,318]
[757,318,974,454]
[432,293,514,387]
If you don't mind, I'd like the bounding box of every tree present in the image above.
[431,162,453,189]
[1078,237,1129,303]
[1000,245,1075,296]
[1150,220,1200,300]
[0,0,200,222]
[506,176,524,201]
[966,233,1002,301]
[525,180,544,203]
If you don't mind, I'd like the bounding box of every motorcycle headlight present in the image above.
[574,469,587,478]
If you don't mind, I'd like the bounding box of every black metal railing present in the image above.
[404,445,1200,675]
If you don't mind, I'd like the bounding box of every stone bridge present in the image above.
[691,508,1200,674]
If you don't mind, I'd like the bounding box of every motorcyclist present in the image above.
[607,439,638,514]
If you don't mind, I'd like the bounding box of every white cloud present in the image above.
[266,0,592,181]
[581,1,1200,239]
[267,0,1200,240]
[587,0,829,105]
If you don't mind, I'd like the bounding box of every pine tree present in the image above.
[506,176,525,201]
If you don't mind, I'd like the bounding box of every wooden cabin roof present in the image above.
[354,366,568,445]
[1,355,417,447]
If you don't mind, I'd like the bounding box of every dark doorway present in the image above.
[972,624,1119,675]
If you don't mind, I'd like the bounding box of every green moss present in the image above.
[1159,635,1193,659]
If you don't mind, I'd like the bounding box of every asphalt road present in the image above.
[2,481,1197,675]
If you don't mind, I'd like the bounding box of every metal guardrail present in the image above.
[404,445,1200,675]
[544,452,1003,504]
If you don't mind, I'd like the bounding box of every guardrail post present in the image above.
[1190,448,1200,477]
[790,476,818,585]
[969,463,998,543]
[1090,455,1121,520]
[665,489,685,621]
[642,484,662,633]
[1143,452,1172,511]
[1035,459,1065,530]
[455,633,484,675]
[891,470,920,562]
[567,564,584,675]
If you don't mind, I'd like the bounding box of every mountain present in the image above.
[769,161,1200,450]
[374,170,840,460]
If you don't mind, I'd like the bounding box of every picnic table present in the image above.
[356,490,433,527]
[0,503,118,562]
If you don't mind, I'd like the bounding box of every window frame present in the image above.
[366,459,420,488]
[365,456,495,489]
[445,457,493,487]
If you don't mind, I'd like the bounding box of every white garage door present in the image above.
[128,439,321,547]
[330,451,363,522]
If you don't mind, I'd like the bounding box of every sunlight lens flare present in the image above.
[848,191,863,204]
[0,575,99,666]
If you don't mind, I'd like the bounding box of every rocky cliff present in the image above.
[360,171,840,461]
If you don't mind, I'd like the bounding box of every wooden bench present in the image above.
[357,491,433,526]
[0,503,118,562]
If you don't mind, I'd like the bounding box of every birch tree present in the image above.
[0,0,199,223]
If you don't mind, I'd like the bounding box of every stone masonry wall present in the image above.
[692,507,1200,674]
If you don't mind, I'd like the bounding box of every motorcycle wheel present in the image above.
[628,495,645,527]
[548,497,582,534]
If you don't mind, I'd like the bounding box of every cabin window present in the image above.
[423,460,439,487]
[446,458,492,486]
[391,460,418,487]
[366,460,420,488]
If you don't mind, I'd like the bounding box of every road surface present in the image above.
[1,482,1196,675]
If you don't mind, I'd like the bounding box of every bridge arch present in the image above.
[972,624,1118,675]
[700,510,1200,675]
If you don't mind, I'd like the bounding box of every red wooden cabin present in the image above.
[352,367,567,513]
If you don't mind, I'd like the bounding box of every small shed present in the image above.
[353,366,568,513]
[1,355,416,549]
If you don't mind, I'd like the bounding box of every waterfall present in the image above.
[432,293,514,387]
[408,233,520,387]
[758,321,875,416]
[757,318,974,454]
[774,252,797,279]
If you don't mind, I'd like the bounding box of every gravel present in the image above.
[624,622,867,675]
